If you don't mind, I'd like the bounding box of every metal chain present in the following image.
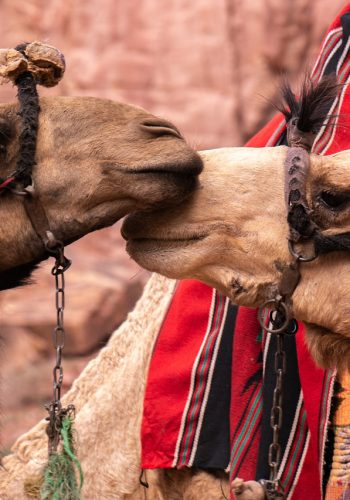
[257,252,303,498]
[45,244,73,455]
[269,330,285,481]
[259,310,288,499]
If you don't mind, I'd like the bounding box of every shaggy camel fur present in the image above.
[124,147,350,372]
[0,274,228,499]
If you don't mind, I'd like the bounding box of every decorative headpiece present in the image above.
[0,41,65,87]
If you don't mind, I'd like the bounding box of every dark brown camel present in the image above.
[0,42,202,290]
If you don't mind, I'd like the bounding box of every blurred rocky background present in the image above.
[0,0,346,451]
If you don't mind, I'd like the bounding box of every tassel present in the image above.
[40,415,84,500]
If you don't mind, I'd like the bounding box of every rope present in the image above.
[14,69,39,187]
[0,41,66,187]
[40,416,83,500]
[60,417,84,491]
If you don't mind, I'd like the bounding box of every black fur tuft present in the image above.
[278,73,340,134]
[0,262,40,291]
[280,80,299,122]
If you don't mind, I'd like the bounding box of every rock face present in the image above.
[0,0,345,146]
[0,0,346,449]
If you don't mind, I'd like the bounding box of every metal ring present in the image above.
[9,187,29,196]
[288,240,317,262]
[258,300,290,334]
[51,256,72,275]
[45,231,63,253]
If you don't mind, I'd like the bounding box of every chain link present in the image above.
[45,245,72,455]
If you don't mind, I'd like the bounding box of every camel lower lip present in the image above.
[126,235,206,252]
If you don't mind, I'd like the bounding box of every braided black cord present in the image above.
[13,43,40,187]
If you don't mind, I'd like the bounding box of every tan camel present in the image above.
[3,143,350,498]
[0,43,202,288]
[124,146,350,372]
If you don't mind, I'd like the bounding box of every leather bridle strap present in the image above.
[23,191,57,250]
[10,180,70,268]
[257,119,319,332]
[8,43,70,266]
[285,145,317,244]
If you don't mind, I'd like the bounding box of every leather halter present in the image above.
[258,122,314,330]
[259,116,350,332]
[15,181,69,265]
[284,121,318,258]
[5,44,70,269]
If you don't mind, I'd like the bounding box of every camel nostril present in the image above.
[140,119,184,140]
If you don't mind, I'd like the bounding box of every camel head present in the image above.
[123,132,350,370]
[123,146,350,369]
[0,96,201,235]
[0,44,202,286]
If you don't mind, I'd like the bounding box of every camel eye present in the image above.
[320,191,349,210]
